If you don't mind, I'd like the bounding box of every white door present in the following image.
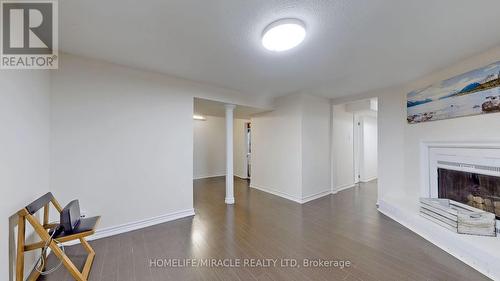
[353,115,362,184]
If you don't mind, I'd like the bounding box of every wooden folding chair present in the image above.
[16,192,100,281]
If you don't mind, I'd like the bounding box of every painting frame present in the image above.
[407,61,500,124]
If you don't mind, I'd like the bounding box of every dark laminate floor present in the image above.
[40,177,491,281]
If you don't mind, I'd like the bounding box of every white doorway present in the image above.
[245,122,251,179]
[354,113,378,183]
[354,115,361,184]
[332,98,378,193]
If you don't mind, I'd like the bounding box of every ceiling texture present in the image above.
[60,0,500,100]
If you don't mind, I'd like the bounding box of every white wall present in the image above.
[301,95,331,199]
[332,104,355,190]
[360,115,378,182]
[0,70,51,280]
[193,116,226,179]
[193,116,249,179]
[50,54,198,231]
[251,94,331,203]
[377,88,406,202]
[251,95,303,201]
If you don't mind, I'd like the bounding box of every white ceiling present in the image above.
[60,0,500,99]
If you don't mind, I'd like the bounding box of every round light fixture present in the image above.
[262,19,306,52]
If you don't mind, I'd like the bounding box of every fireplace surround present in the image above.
[421,142,500,201]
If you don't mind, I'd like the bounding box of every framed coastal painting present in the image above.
[407,61,500,124]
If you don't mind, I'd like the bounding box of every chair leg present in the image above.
[80,238,96,280]
[48,239,86,281]
[16,215,25,281]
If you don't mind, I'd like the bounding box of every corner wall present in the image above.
[0,70,51,280]
[251,95,303,201]
[251,94,331,203]
[301,95,331,200]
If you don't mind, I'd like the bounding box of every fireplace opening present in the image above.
[438,168,500,219]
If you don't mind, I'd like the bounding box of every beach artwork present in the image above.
[407,61,500,124]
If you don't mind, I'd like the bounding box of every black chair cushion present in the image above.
[56,216,100,237]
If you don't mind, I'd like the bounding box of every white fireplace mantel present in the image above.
[420,140,500,199]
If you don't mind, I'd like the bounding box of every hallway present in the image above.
[41,178,490,281]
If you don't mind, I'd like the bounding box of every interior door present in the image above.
[353,115,361,184]
[246,122,251,179]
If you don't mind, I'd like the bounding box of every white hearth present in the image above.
[378,141,500,281]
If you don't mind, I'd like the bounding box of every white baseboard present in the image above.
[250,184,303,203]
[378,199,500,281]
[193,174,225,180]
[250,184,332,204]
[194,175,249,180]
[301,189,332,204]
[234,174,249,180]
[333,184,355,194]
[64,208,195,246]
[360,176,377,183]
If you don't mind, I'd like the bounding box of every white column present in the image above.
[225,104,236,204]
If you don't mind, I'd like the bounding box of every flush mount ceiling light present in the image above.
[262,18,306,52]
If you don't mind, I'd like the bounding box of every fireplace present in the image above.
[408,142,500,280]
[438,168,500,219]
[422,143,500,221]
